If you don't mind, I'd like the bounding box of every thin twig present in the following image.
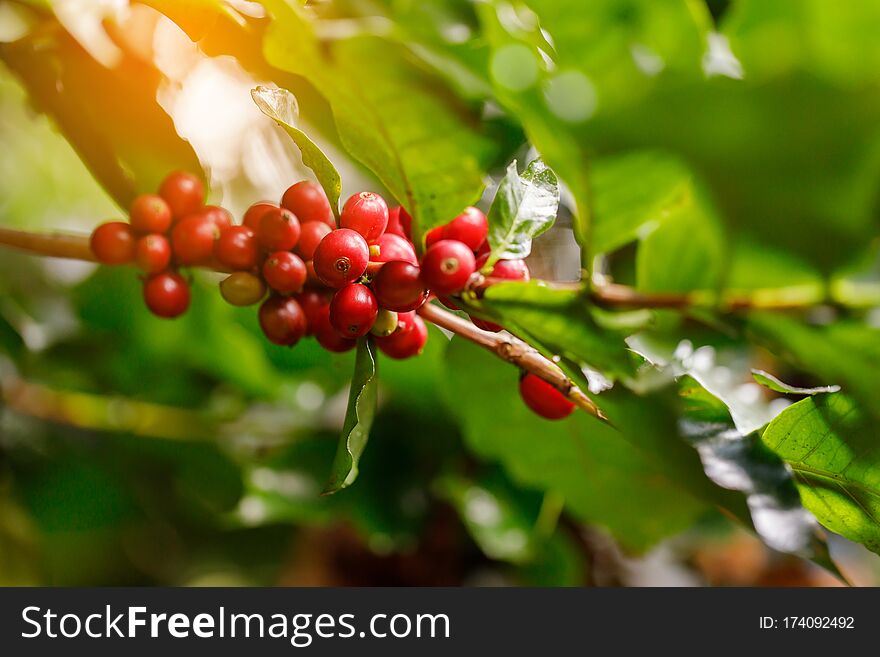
[473,277,867,312]
[589,282,825,311]
[417,302,607,421]
[0,226,97,261]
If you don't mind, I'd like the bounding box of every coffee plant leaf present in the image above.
[0,20,202,208]
[477,281,634,379]
[442,338,710,552]
[252,85,342,218]
[762,394,880,556]
[752,370,841,396]
[749,314,880,418]
[261,0,497,242]
[676,376,845,579]
[590,151,694,255]
[485,158,559,266]
[324,337,379,494]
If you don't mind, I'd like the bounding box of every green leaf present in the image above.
[680,419,840,561]
[442,337,710,552]
[676,377,843,577]
[635,183,726,293]
[0,18,202,208]
[323,337,379,494]
[752,370,841,396]
[486,158,559,266]
[591,151,694,255]
[251,86,341,218]
[625,339,844,574]
[749,314,880,418]
[630,335,783,435]
[474,280,634,378]
[261,0,496,240]
[762,394,880,555]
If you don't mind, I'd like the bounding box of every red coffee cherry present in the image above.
[243,201,277,232]
[395,310,417,333]
[340,192,388,243]
[215,225,259,271]
[295,221,333,261]
[171,213,220,265]
[313,305,357,353]
[518,373,575,420]
[419,239,476,295]
[90,221,136,265]
[305,259,319,284]
[143,271,190,319]
[257,207,300,252]
[158,171,204,219]
[372,233,418,265]
[385,206,411,238]
[376,315,428,359]
[282,181,334,227]
[259,295,307,346]
[424,225,444,249]
[443,207,488,251]
[312,228,369,288]
[294,289,329,336]
[135,234,172,274]
[329,283,378,338]
[220,272,266,307]
[371,261,429,312]
[263,251,307,294]
[201,205,233,232]
[490,258,530,281]
[129,194,172,234]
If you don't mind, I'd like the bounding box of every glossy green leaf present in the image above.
[324,337,379,494]
[442,337,710,552]
[475,281,634,378]
[486,159,559,266]
[630,335,783,435]
[261,0,496,240]
[251,85,341,217]
[762,394,880,555]
[680,419,841,567]
[749,314,880,418]
[676,376,843,575]
[752,370,841,396]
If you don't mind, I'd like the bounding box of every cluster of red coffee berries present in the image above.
[90,171,226,318]
[208,184,432,358]
[89,172,575,417]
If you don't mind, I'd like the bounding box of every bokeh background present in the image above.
[1,0,880,586]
